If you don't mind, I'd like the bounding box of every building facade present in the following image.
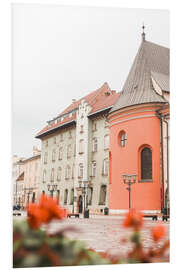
[22,147,41,208]
[108,32,169,214]
[12,155,25,205]
[36,83,120,214]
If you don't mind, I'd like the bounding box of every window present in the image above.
[91,161,96,177]
[57,167,62,181]
[58,147,63,160]
[70,189,74,205]
[45,140,48,147]
[67,145,72,158]
[99,185,107,205]
[43,170,46,183]
[80,125,84,133]
[104,135,109,149]
[56,190,60,204]
[52,149,56,162]
[64,189,68,205]
[102,158,109,176]
[120,131,127,147]
[92,122,97,131]
[72,164,75,179]
[92,138,98,152]
[44,152,48,164]
[78,163,83,178]
[65,165,71,179]
[141,147,152,180]
[79,139,84,153]
[88,187,93,205]
[51,168,55,182]
[60,133,63,142]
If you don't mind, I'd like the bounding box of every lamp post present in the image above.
[122,174,137,209]
[24,187,34,206]
[47,184,58,197]
[78,180,89,218]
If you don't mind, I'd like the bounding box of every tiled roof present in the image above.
[111,40,169,113]
[36,83,119,138]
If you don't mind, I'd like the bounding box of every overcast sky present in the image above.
[12,4,169,158]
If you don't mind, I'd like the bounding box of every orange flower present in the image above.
[27,195,67,229]
[123,209,143,230]
[152,224,166,242]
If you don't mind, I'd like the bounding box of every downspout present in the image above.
[163,117,169,215]
[156,111,164,212]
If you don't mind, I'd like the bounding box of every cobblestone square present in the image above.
[47,215,170,256]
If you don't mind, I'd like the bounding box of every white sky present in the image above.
[12,4,169,158]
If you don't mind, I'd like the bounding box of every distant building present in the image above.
[16,172,24,208]
[36,83,120,214]
[21,147,41,207]
[12,155,25,205]
[108,30,169,214]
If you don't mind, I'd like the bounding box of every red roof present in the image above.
[36,83,120,138]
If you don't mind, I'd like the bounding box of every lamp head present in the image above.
[122,173,127,183]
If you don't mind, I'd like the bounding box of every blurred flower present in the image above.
[27,195,67,229]
[152,224,166,242]
[123,209,143,230]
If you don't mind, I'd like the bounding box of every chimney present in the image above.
[72,99,76,103]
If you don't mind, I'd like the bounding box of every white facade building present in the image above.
[36,83,120,214]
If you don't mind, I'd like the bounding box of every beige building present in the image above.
[36,83,120,214]
[16,172,24,208]
[12,155,25,205]
[22,147,41,207]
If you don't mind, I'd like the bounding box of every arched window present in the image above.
[91,161,96,177]
[88,187,93,205]
[92,137,98,152]
[42,169,46,183]
[51,168,54,182]
[120,131,127,147]
[44,152,48,164]
[58,147,63,160]
[79,139,84,153]
[102,158,109,176]
[78,163,83,178]
[72,164,75,179]
[99,185,107,205]
[65,165,71,179]
[141,147,152,180]
[64,189,68,205]
[57,167,62,181]
[70,188,74,205]
[52,149,56,161]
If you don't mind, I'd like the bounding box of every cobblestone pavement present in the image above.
[14,213,169,256]
[48,215,170,256]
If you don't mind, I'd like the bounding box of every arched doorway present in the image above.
[78,195,83,213]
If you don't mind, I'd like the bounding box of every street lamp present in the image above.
[78,180,89,218]
[24,187,34,205]
[47,184,58,197]
[122,174,137,209]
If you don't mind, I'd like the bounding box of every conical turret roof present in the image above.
[111,40,169,113]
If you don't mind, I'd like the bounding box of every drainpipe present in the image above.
[163,117,169,215]
[156,111,164,212]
